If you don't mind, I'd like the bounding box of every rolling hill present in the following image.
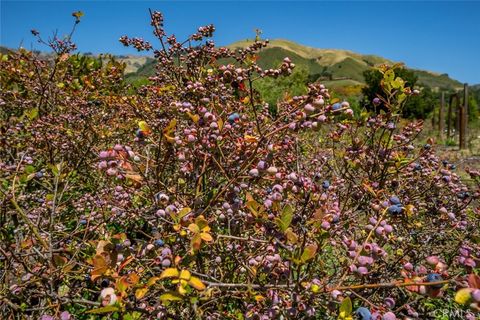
[228,39,463,90]
[122,39,464,90]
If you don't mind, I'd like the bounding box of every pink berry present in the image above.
[426,256,439,266]
[382,312,396,320]
[472,289,480,302]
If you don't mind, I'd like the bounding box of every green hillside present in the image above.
[124,39,464,90]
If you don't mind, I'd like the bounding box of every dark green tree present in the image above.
[362,66,436,119]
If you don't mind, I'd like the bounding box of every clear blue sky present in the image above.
[1,1,479,84]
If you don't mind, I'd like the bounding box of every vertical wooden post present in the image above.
[461,83,469,149]
[460,104,466,149]
[456,98,460,134]
[447,94,453,138]
[439,92,445,138]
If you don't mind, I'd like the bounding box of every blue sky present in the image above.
[1,1,479,84]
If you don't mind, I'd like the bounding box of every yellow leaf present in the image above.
[194,215,208,229]
[164,134,176,144]
[179,270,191,281]
[188,223,200,233]
[163,119,177,135]
[135,287,148,299]
[454,288,472,305]
[217,118,224,130]
[138,121,151,133]
[255,295,265,302]
[160,292,183,301]
[187,112,200,124]
[160,268,179,279]
[244,135,258,143]
[200,232,213,242]
[146,276,160,287]
[125,173,143,183]
[191,234,202,252]
[188,276,206,291]
[178,283,187,295]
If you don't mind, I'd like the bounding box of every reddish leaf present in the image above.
[468,274,480,289]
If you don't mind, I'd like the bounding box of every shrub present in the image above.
[0,11,479,320]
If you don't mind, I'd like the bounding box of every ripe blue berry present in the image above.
[389,196,401,205]
[154,239,165,247]
[322,180,330,189]
[426,273,443,289]
[227,113,240,124]
[100,278,110,288]
[136,129,145,139]
[356,307,372,320]
[457,192,469,200]
[332,103,342,111]
[387,205,402,215]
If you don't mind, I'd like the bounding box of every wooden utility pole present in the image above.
[438,92,445,138]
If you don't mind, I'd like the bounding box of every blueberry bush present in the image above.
[1,11,479,320]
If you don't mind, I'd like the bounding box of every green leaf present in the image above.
[58,284,70,298]
[25,165,35,174]
[276,204,293,232]
[124,312,142,320]
[338,297,352,319]
[384,69,395,83]
[173,207,191,223]
[25,107,39,120]
[85,305,120,314]
[392,77,404,89]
